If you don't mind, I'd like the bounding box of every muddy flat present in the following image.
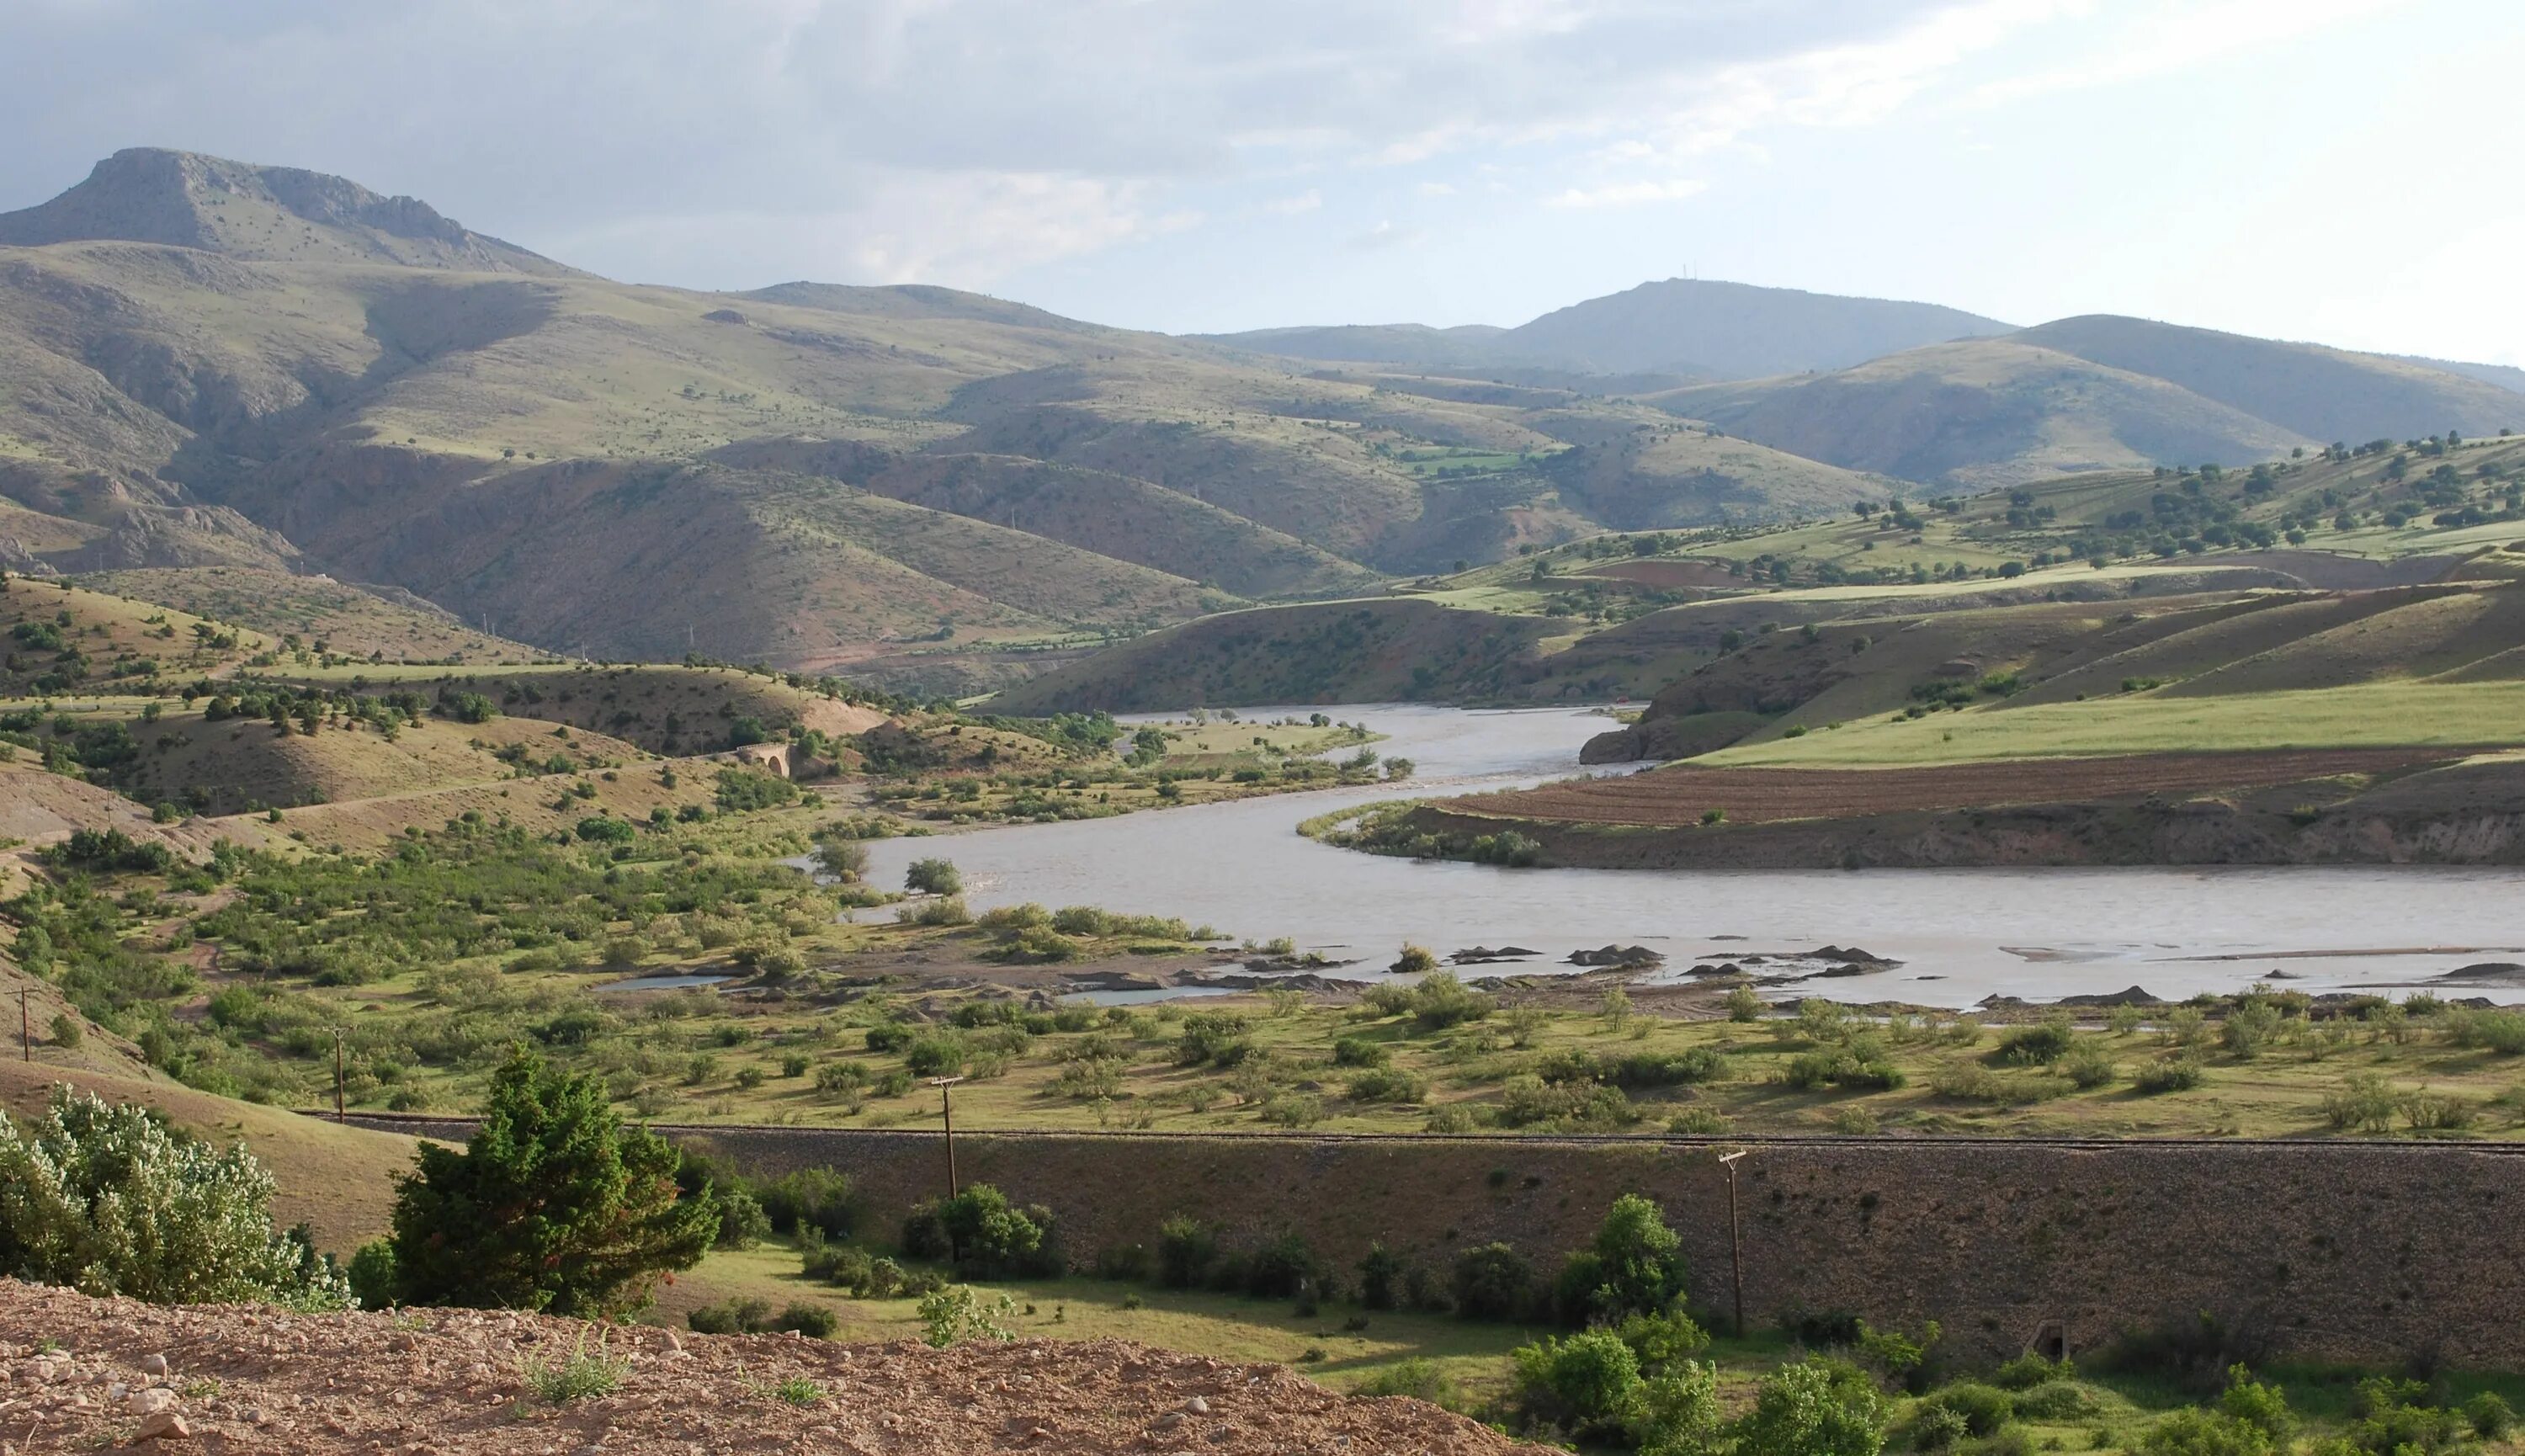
[1449,747,2456,827]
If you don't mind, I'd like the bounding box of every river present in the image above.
[858,704,2525,1007]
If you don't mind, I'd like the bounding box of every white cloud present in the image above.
[1545,178,1709,208]
[1262,189,1323,215]
[1966,0,2410,107]
[1349,220,1426,250]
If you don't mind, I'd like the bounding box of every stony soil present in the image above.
[1454,747,2454,827]
[0,1280,1535,1455]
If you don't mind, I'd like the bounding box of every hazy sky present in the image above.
[6,0,2520,362]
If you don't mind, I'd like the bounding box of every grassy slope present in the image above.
[1701,683,2525,767]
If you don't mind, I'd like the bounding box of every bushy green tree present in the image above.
[0,1087,350,1308]
[901,1183,1056,1278]
[1512,1328,1643,1437]
[380,1047,715,1317]
[1560,1193,1689,1324]
[905,858,963,895]
[1732,1358,1886,1456]
[1453,1241,1536,1320]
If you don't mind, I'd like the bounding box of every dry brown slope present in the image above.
[0,1283,1534,1455]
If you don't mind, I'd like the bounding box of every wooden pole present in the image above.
[928,1076,969,1198]
[332,1028,347,1120]
[1719,1150,1750,1338]
[18,989,30,1062]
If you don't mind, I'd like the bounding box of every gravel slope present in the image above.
[0,1280,1537,1454]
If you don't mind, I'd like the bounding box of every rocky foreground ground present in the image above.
[0,1281,1533,1455]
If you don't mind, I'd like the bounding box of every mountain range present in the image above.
[0,147,2514,686]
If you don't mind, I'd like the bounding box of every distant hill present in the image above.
[0,151,1910,683]
[1647,320,2523,488]
[1508,279,2014,377]
[1199,278,2013,380]
[0,147,578,275]
[2388,354,2525,396]
[2014,316,2524,444]
[1645,337,2306,489]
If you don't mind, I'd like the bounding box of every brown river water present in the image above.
[855,704,2525,1007]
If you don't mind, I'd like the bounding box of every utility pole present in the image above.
[17,989,31,1062]
[1718,1150,1750,1337]
[332,1028,347,1120]
[931,1076,967,1198]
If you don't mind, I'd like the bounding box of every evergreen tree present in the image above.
[382,1047,715,1317]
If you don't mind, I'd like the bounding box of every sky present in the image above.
[5,0,2521,363]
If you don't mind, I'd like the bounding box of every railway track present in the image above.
[322,1111,2525,1154]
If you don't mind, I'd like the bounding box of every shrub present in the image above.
[1994,1019,2076,1067]
[906,1183,1057,1278]
[1784,1047,1906,1093]
[896,895,970,927]
[1496,1074,1636,1130]
[2133,1408,2275,1456]
[714,767,799,812]
[2464,1391,2515,1439]
[904,858,963,895]
[917,1284,1018,1347]
[1452,1241,1535,1320]
[1157,1215,1218,1289]
[383,1048,715,1317]
[754,1168,854,1238]
[1358,1242,1404,1310]
[2060,1040,2118,1090]
[1345,1067,1429,1103]
[1390,944,1439,975]
[1606,1048,1728,1087]
[2219,998,2285,1060]
[2012,1380,2098,1421]
[1175,1012,1255,1066]
[1406,972,1496,1028]
[0,1087,352,1308]
[1563,1193,1689,1324]
[1512,1328,1643,1436]
[2134,1058,2206,1095]
[1991,1352,2070,1390]
[1351,1358,1470,1411]
[1725,986,1764,1022]
[1243,1230,1322,1299]
[1732,1358,1886,1456]
[1917,1382,2013,1437]
[1906,1404,1973,1451]
[903,1034,969,1077]
[1332,1035,1390,1067]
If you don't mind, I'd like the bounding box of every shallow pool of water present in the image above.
[858,704,2525,1007]
[593,973,734,993]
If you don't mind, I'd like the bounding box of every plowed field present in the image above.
[1453,747,2456,827]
